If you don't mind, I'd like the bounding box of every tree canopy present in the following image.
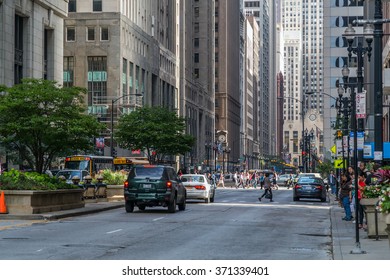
[0,79,104,173]
[115,106,195,163]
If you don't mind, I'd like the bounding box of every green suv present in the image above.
[124,165,186,213]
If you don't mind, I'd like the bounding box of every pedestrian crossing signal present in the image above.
[337,130,343,137]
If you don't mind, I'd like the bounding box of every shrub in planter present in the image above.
[0,169,78,190]
[97,169,127,185]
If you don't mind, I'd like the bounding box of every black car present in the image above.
[293,176,327,202]
[124,165,186,213]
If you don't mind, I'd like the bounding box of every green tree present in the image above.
[0,79,104,173]
[115,106,195,163]
[317,160,334,178]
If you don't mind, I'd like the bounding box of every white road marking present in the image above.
[36,249,43,252]
[106,229,123,234]
[153,217,165,222]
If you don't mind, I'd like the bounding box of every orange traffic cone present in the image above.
[0,191,8,214]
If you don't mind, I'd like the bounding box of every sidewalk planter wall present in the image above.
[360,198,388,238]
[2,189,85,214]
[386,214,390,247]
[106,185,124,202]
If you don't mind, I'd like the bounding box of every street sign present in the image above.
[334,159,345,169]
[330,145,336,154]
[356,91,366,119]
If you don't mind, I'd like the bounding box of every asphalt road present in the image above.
[0,187,333,260]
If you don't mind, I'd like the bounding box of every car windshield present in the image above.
[181,175,205,183]
[298,177,323,184]
[129,166,165,179]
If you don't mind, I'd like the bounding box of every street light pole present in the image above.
[374,0,384,161]
[110,93,143,157]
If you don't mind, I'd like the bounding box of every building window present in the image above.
[87,56,107,105]
[87,27,95,41]
[93,0,102,12]
[101,27,109,41]
[194,53,199,63]
[194,38,199,48]
[194,68,199,79]
[63,56,74,88]
[14,15,24,84]
[66,27,75,42]
[68,0,76,12]
[194,7,199,17]
[194,23,199,33]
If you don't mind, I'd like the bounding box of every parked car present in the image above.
[181,174,216,203]
[123,165,186,213]
[55,169,90,184]
[293,176,327,202]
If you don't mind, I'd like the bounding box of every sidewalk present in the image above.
[330,196,390,259]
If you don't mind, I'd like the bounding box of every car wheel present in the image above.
[125,201,134,213]
[210,191,215,203]
[138,205,146,211]
[168,197,177,213]
[204,195,210,204]
[178,198,186,211]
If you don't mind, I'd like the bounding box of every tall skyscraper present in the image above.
[281,0,324,168]
[64,0,180,156]
[179,0,215,171]
[243,0,276,164]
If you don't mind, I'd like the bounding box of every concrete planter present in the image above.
[106,185,124,202]
[360,198,388,238]
[386,214,390,247]
[1,189,85,215]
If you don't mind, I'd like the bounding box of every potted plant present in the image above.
[361,167,390,238]
[97,169,127,202]
[0,169,84,215]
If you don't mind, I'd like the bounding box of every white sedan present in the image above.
[180,174,215,203]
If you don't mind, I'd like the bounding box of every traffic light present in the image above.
[337,130,343,138]
[112,149,117,157]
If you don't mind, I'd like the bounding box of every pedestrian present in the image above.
[233,171,239,188]
[216,172,225,188]
[272,173,278,190]
[259,172,264,189]
[328,170,337,195]
[357,171,367,229]
[339,173,352,221]
[258,173,273,202]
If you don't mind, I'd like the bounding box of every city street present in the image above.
[0,187,332,260]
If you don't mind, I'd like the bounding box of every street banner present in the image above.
[356,91,366,119]
[364,144,372,158]
[336,140,343,157]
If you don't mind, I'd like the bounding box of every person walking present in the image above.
[328,170,337,195]
[216,172,225,188]
[258,173,273,202]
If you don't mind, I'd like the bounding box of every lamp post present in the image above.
[110,93,143,157]
[205,142,212,172]
[344,23,373,165]
[225,147,231,173]
[340,63,364,254]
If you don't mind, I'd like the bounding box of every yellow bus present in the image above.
[113,157,149,171]
[64,155,114,176]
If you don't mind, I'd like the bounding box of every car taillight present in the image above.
[124,181,129,189]
[166,181,172,188]
[195,185,206,190]
[295,184,302,189]
[315,185,323,190]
